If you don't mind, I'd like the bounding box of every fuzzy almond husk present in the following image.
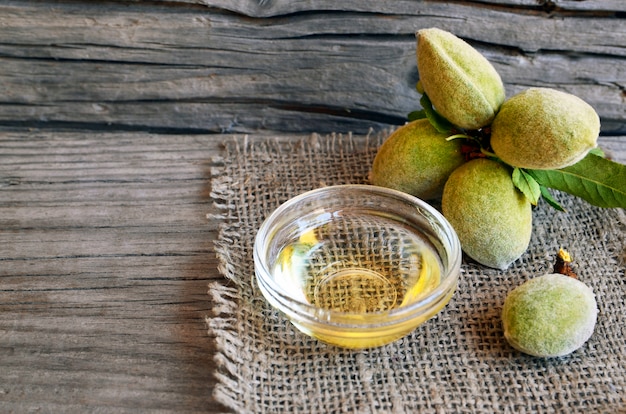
[370,119,465,200]
[417,28,506,130]
[502,273,597,357]
[491,87,600,170]
[442,158,532,270]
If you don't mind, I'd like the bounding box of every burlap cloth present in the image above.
[207,133,626,413]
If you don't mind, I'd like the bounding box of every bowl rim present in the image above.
[253,184,462,324]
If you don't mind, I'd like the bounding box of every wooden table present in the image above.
[1,1,624,412]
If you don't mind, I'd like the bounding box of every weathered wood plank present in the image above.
[3,2,623,60]
[0,1,624,134]
[474,0,626,10]
[140,0,626,15]
[0,131,229,413]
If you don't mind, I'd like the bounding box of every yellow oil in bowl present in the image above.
[254,185,461,349]
[270,213,448,348]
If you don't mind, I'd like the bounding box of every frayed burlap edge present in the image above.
[205,132,389,412]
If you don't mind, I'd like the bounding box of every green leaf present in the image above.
[419,93,454,134]
[528,153,626,208]
[589,147,605,157]
[407,110,427,122]
[512,168,541,205]
[539,186,566,212]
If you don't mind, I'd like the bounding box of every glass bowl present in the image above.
[254,184,461,348]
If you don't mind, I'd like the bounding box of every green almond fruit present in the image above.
[370,119,465,200]
[502,273,598,357]
[491,87,600,170]
[442,158,532,270]
[416,28,506,130]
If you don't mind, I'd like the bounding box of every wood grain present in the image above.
[0,131,228,412]
[138,0,626,15]
[0,0,624,135]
